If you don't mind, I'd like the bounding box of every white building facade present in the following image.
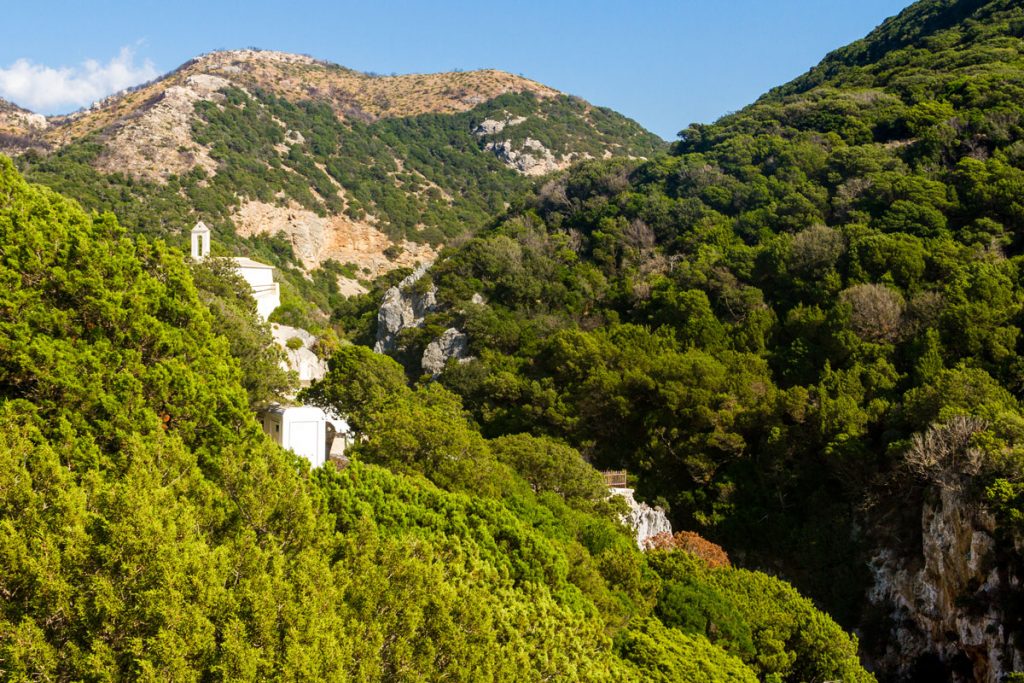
[230,257,280,321]
[260,404,353,469]
[190,221,281,321]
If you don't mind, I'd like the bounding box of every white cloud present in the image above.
[0,46,159,114]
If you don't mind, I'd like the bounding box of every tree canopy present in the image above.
[0,156,872,681]
[378,0,1024,647]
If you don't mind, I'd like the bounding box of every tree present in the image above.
[490,433,606,502]
[300,344,408,431]
[839,283,905,343]
[903,415,989,492]
[355,382,510,497]
[190,257,294,408]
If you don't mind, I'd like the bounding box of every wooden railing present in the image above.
[602,470,628,488]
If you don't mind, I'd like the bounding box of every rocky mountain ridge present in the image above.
[9,49,662,291]
[0,97,46,153]
[5,50,562,151]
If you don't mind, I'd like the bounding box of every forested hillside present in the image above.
[19,89,658,248]
[0,156,871,681]
[7,0,1024,679]
[367,0,1024,679]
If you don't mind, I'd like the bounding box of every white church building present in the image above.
[190,221,345,468]
[191,221,281,321]
[260,404,353,469]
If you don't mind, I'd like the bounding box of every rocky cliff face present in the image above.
[867,486,1023,682]
[374,264,437,354]
[373,270,474,375]
[610,487,673,549]
[232,200,435,273]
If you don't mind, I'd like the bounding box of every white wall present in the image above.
[286,419,324,468]
[261,405,327,468]
[252,285,281,321]
[237,265,274,288]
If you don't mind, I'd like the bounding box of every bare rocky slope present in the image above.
[43,50,563,149]
[0,98,47,154]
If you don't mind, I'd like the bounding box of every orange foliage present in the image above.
[644,531,731,569]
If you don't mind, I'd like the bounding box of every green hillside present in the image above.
[8,0,1024,678]
[12,81,661,334]
[370,0,1024,675]
[19,89,661,248]
[0,156,870,681]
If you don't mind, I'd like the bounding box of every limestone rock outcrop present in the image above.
[271,323,328,387]
[473,115,527,136]
[374,264,437,354]
[610,487,673,549]
[232,200,435,273]
[867,486,1023,682]
[0,98,49,153]
[473,112,578,176]
[484,137,571,176]
[421,328,470,376]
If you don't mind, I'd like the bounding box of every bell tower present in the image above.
[191,221,211,260]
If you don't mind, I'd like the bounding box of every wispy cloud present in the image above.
[0,46,159,114]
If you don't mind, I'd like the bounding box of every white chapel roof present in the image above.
[231,256,275,270]
[192,220,210,234]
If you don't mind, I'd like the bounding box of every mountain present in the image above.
[32,49,589,178]
[6,49,662,271]
[4,50,662,333]
[365,1,1024,680]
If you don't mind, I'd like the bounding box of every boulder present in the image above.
[422,328,470,376]
[271,323,327,386]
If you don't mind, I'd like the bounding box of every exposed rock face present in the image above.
[0,98,49,154]
[421,328,470,376]
[232,200,436,273]
[11,110,47,130]
[473,115,527,136]
[610,487,673,549]
[867,486,1023,682]
[473,112,579,176]
[270,323,327,387]
[374,264,437,354]
[485,137,572,176]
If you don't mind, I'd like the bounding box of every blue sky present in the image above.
[0,0,912,139]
